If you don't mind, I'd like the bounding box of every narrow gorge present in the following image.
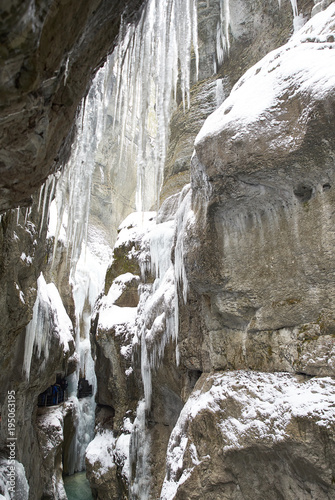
[1,0,335,499]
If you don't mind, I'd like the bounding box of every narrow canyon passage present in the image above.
[1,1,335,499]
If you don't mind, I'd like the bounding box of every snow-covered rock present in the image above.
[86,428,132,500]
[161,371,335,500]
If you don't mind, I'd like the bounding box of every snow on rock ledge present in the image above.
[86,429,132,500]
[161,371,335,500]
[195,2,335,177]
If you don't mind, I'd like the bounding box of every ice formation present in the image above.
[49,66,108,266]
[108,0,199,212]
[23,273,73,380]
[111,211,177,410]
[215,0,231,72]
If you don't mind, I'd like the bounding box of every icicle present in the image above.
[129,400,152,499]
[277,0,305,32]
[23,273,73,380]
[290,0,299,17]
[37,183,44,212]
[64,55,70,85]
[193,0,199,81]
[48,65,108,267]
[24,207,31,225]
[216,0,231,71]
[39,174,56,236]
[174,186,193,305]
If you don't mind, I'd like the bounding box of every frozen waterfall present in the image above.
[20,0,309,496]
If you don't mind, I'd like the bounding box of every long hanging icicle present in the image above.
[215,0,230,72]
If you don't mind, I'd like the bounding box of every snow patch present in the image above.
[20,253,32,265]
[86,425,133,483]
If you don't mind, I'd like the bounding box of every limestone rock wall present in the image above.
[161,0,312,201]
[184,4,335,376]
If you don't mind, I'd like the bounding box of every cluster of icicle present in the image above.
[216,0,231,72]
[111,0,199,213]
[44,0,303,270]
[47,0,200,267]
[23,273,73,380]
[50,64,109,267]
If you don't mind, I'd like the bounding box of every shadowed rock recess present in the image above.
[1,0,335,500]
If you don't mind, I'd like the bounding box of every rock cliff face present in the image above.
[1,0,335,499]
[89,2,335,499]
